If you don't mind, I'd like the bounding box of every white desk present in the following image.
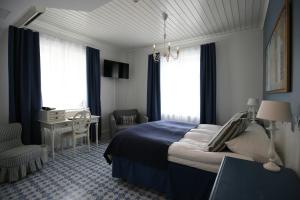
[39,115,100,160]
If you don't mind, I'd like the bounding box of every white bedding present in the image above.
[168,124,253,173]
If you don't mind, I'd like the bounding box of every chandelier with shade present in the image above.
[152,12,180,62]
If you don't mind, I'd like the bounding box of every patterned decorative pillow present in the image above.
[121,115,137,125]
[207,112,249,152]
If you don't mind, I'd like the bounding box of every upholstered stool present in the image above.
[0,123,48,183]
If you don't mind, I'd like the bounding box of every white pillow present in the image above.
[195,124,222,132]
[225,123,283,165]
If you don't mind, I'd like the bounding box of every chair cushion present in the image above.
[114,109,138,124]
[121,115,137,125]
[117,123,138,131]
[0,145,43,168]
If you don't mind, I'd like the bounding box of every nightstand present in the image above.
[209,157,300,200]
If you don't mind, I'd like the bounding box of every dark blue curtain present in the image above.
[147,54,161,121]
[86,47,101,141]
[8,26,42,145]
[200,43,216,124]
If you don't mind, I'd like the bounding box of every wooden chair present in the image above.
[61,110,91,154]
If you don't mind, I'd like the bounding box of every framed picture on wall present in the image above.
[265,0,290,93]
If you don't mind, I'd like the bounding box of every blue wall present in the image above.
[263,0,300,116]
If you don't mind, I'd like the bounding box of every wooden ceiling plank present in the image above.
[152,0,195,38]
[205,0,225,33]
[163,0,199,37]
[177,0,206,35]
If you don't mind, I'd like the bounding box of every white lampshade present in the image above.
[257,100,292,122]
[247,98,259,106]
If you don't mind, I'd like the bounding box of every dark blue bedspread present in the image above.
[104,120,196,169]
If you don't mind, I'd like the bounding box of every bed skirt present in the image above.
[112,156,216,200]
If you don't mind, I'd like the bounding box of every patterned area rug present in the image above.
[0,143,165,200]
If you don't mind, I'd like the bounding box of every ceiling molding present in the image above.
[29,20,126,51]
[127,27,262,53]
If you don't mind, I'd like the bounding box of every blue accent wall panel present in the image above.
[263,0,300,115]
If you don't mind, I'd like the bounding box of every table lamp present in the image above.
[247,98,259,123]
[256,100,292,172]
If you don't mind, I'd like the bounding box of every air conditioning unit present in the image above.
[15,6,45,28]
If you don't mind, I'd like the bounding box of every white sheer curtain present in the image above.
[40,34,87,110]
[161,46,200,123]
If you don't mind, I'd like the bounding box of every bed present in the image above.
[168,124,252,173]
[104,120,251,199]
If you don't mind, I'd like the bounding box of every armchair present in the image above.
[0,123,48,183]
[110,109,148,137]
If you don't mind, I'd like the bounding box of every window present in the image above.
[40,34,87,109]
[160,46,200,123]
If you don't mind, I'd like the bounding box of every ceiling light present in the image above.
[152,12,179,62]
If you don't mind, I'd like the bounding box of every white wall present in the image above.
[99,50,124,139]
[0,30,9,124]
[274,123,300,176]
[116,49,148,114]
[117,29,264,124]
[216,30,263,124]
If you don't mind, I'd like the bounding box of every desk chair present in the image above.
[61,110,91,154]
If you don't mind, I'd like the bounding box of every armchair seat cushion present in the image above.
[0,145,48,183]
[121,115,137,125]
[117,123,138,131]
[0,145,43,167]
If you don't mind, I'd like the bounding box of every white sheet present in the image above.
[168,125,253,173]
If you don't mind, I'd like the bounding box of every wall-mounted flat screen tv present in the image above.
[103,59,129,79]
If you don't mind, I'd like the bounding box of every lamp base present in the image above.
[263,161,281,172]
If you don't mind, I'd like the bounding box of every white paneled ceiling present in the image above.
[29,0,268,48]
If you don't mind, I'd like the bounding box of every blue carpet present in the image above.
[0,143,165,200]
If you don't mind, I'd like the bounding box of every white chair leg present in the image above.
[87,135,90,152]
[73,137,76,156]
[61,136,63,154]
